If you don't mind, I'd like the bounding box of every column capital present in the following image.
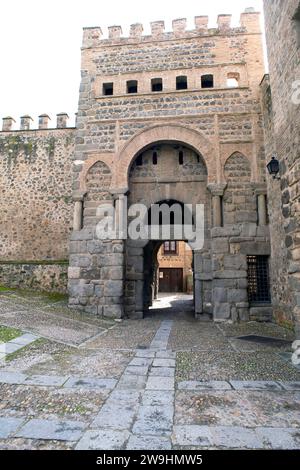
[253,184,267,196]
[72,190,87,202]
[110,187,129,197]
[207,183,227,196]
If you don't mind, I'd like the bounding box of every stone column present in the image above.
[208,183,227,227]
[72,191,86,231]
[113,192,128,240]
[257,193,267,226]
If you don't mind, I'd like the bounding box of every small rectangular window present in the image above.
[103,83,114,96]
[247,255,271,304]
[227,73,240,88]
[127,80,138,94]
[164,241,177,255]
[201,74,214,88]
[176,76,187,90]
[151,78,163,92]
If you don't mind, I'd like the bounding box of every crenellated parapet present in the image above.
[0,112,72,132]
[82,8,261,48]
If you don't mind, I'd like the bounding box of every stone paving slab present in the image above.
[108,389,141,404]
[127,434,172,450]
[129,357,153,367]
[149,367,175,377]
[124,366,149,376]
[23,375,68,387]
[142,391,175,406]
[210,426,262,449]
[146,376,174,391]
[132,405,174,436]
[230,380,283,391]
[0,342,24,354]
[9,334,40,346]
[0,417,24,438]
[92,401,139,430]
[256,427,300,450]
[75,429,130,450]
[116,374,147,390]
[0,371,27,385]
[155,351,176,359]
[178,381,232,391]
[63,377,117,390]
[16,419,86,441]
[280,381,300,391]
[135,350,156,358]
[153,358,176,368]
[172,425,212,447]
[0,309,103,346]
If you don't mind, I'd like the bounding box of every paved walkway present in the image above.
[0,290,300,449]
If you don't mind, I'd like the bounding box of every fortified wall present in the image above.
[0,114,75,292]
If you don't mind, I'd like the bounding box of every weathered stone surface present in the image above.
[0,417,24,438]
[177,381,232,391]
[76,429,130,450]
[132,405,173,436]
[230,381,283,391]
[127,434,172,450]
[256,427,300,450]
[172,425,212,447]
[152,358,176,368]
[211,426,262,449]
[146,376,174,391]
[23,375,68,387]
[64,376,117,390]
[0,371,27,385]
[149,367,175,377]
[16,419,85,441]
[142,391,174,406]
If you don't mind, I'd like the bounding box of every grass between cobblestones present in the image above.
[5,338,45,362]
[0,325,21,344]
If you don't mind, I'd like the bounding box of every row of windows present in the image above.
[135,149,201,166]
[102,73,240,96]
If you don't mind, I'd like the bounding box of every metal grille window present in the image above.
[247,255,271,304]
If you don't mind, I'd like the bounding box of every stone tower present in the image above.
[68,10,270,321]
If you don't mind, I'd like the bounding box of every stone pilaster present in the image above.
[208,183,227,227]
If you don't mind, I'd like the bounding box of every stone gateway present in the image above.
[0,6,299,345]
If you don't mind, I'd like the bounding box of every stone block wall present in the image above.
[69,10,271,320]
[262,0,300,330]
[0,119,75,293]
[0,262,68,293]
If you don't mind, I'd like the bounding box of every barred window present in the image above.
[247,255,271,304]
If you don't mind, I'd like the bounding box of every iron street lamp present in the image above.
[267,155,280,179]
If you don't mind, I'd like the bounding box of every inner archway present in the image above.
[124,139,211,319]
[143,239,195,320]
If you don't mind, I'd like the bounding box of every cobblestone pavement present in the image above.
[0,290,300,450]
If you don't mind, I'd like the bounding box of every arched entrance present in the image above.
[124,141,212,319]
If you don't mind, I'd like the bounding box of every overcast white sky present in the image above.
[0,0,265,127]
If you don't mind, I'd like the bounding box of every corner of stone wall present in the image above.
[68,227,125,318]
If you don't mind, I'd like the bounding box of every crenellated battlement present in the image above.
[82,8,261,48]
[0,113,74,132]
